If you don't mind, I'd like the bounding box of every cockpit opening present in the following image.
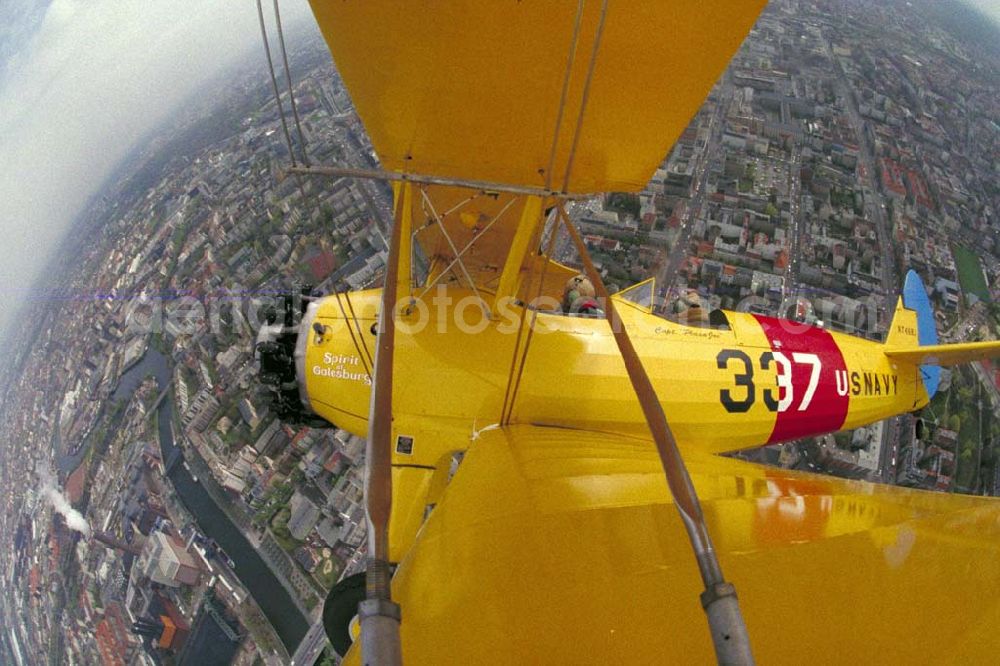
[664,288,731,330]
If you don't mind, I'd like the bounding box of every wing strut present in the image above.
[557,204,755,665]
[358,183,412,665]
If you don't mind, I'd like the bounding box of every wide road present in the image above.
[823,32,897,319]
[655,78,731,309]
[823,30,906,483]
[782,144,804,304]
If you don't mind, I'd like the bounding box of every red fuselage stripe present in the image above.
[752,315,850,443]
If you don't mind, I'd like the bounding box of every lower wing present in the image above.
[346,424,1000,663]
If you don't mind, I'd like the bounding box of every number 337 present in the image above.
[716,349,821,414]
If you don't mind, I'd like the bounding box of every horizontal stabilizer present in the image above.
[886,340,1000,367]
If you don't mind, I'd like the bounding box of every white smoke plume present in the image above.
[38,466,91,537]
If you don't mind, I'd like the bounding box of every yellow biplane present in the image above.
[253,1,1000,663]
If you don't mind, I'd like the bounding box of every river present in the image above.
[106,349,309,650]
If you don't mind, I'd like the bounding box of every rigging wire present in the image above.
[560,0,609,193]
[419,187,490,315]
[342,290,375,371]
[441,191,481,218]
[332,291,372,379]
[272,0,311,166]
[501,207,561,424]
[256,0,298,169]
[543,0,586,191]
[415,196,518,300]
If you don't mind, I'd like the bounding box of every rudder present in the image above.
[889,270,940,398]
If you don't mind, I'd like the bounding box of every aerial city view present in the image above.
[1,0,998,664]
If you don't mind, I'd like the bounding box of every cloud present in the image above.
[0,0,314,339]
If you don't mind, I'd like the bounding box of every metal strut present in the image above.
[359,185,409,666]
[286,164,595,200]
[556,204,754,665]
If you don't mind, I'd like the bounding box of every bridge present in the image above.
[290,618,329,666]
[149,382,172,412]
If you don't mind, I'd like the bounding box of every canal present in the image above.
[111,349,309,650]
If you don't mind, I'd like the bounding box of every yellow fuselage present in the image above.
[302,287,926,453]
[298,286,927,560]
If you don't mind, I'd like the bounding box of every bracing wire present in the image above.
[543,0,586,191]
[501,208,560,423]
[272,0,311,167]
[560,0,609,193]
[256,0,298,169]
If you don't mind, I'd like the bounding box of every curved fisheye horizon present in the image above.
[0,0,998,664]
[0,0,317,345]
[964,0,1000,26]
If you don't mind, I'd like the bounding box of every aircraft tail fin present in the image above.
[884,270,941,398]
[884,297,919,349]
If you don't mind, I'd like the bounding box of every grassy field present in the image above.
[952,245,991,303]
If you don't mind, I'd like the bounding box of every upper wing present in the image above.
[348,425,1000,663]
[308,1,767,193]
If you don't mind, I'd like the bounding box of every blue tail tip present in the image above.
[902,269,940,399]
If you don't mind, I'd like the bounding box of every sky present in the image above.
[966,0,1000,23]
[0,0,313,344]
